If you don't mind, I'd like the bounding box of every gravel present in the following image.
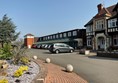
[0,61,40,83]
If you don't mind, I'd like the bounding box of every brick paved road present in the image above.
[44,60,87,83]
[27,49,118,83]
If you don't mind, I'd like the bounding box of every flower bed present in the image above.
[0,61,39,83]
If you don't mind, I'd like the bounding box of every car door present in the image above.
[57,44,65,52]
[59,44,69,52]
[64,44,70,52]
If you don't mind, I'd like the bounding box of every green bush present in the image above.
[0,43,13,59]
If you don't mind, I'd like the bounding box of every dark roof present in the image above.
[94,4,116,19]
[113,3,118,12]
[85,4,117,26]
[84,19,93,27]
[39,29,85,37]
[24,33,34,37]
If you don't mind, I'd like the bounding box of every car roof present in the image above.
[53,43,67,45]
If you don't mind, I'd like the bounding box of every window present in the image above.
[113,35,118,46]
[45,37,47,40]
[108,18,117,28]
[50,36,52,39]
[60,34,62,38]
[43,37,45,40]
[39,38,42,41]
[56,34,58,38]
[68,32,71,37]
[63,33,67,37]
[96,20,104,30]
[87,38,92,46]
[48,36,50,39]
[44,37,46,40]
[55,44,65,47]
[53,35,55,39]
[73,31,77,36]
[65,45,69,47]
[86,25,93,32]
[59,44,65,47]
[40,38,43,41]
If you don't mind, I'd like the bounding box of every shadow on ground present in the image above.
[42,52,52,54]
[61,69,67,72]
[88,55,118,61]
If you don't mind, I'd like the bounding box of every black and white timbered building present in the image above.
[85,3,118,50]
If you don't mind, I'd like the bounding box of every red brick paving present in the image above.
[44,61,88,83]
[35,59,88,83]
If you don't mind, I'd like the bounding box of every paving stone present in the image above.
[35,59,88,83]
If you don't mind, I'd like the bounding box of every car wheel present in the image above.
[70,49,73,53]
[55,50,59,54]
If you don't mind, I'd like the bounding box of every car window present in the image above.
[55,44,65,47]
[55,45,59,47]
[64,44,69,47]
[59,44,65,47]
[65,45,69,47]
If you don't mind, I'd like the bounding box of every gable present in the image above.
[85,3,117,27]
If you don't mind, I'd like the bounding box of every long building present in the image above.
[24,29,86,49]
[35,29,86,49]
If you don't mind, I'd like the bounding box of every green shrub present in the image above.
[0,43,13,59]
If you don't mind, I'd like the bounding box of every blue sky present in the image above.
[0,0,117,38]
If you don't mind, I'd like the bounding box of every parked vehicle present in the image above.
[47,44,51,49]
[40,44,45,49]
[37,44,42,49]
[31,44,37,48]
[44,44,48,49]
[49,43,74,54]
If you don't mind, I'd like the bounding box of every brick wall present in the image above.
[24,37,34,48]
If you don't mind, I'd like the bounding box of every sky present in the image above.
[0,0,117,38]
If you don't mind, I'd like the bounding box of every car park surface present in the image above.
[27,49,118,83]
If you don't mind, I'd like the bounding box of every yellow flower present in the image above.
[19,66,28,71]
[0,79,8,83]
[14,65,28,77]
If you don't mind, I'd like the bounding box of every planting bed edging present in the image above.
[97,51,118,58]
[32,59,48,83]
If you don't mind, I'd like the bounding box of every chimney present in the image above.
[97,4,103,12]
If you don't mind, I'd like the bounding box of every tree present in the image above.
[0,14,20,47]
